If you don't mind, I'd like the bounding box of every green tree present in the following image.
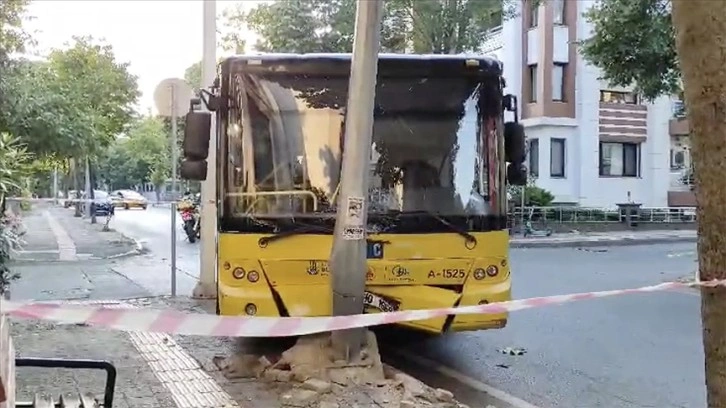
[97,116,171,198]
[47,36,140,155]
[1,60,93,157]
[184,61,202,92]
[580,0,679,101]
[223,0,505,54]
[0,0,31,61]
[1,37,139,160]
[582,0,726,405]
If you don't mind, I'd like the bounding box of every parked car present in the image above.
[111,189,148,210]
[81,190,115,217]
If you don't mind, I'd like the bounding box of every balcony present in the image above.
[668,168,696,207]
[669,101,690,136]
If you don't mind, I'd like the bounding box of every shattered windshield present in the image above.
[221,71,503,223]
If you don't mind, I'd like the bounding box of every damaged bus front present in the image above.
[180,53,527,334]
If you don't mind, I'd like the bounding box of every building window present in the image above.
[599,142,640,177]
[552,63,565,101]
[528,65,537,102]
[528,138,539,177]
[553,0,566,24]
[550,138,566,178]
[600,90,639,105]
[670,148,687,170]
[529,1,539,28]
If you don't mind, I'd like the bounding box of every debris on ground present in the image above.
[212,330,470,408]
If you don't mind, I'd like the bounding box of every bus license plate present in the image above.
[363,291,399,312]
[366,241,384,259]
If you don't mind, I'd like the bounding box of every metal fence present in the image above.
[509,206,697,223]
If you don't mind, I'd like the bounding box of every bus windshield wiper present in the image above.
[257,223,333,247]
[390,210,477,246]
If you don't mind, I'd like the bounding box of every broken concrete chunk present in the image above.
[434,388,455,402]
[393,372,428,398]
[400,400,419,408]
[281,389,319,407]
[277,369,293,382]
[303,378,332,393]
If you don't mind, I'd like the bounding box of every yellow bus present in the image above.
[180,53,527,334]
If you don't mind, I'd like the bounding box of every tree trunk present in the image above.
[71,159,82,218]
[89,159,97,224]
[672,2,726,406]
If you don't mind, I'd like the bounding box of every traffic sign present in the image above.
[153,78,193,117]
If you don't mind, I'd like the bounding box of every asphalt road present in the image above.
[110,206,201,296]
[384,243,703,408]
[109,208,704,408]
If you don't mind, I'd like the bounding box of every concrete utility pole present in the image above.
[193,0,219,299]
[329,0,383,361]
[170,86,179,297]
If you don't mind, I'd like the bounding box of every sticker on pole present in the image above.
[344,196,365,227]
[343,225,365,240]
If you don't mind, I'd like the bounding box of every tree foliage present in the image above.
[580,0,680,101]
[0,132,30,197]
[47,37,140,153]
[184,61,202,92]
[1,60,91,157]
[97,116,170,191]
[222,0,506,54]
[1,37,139,159]
[0,0,31,61]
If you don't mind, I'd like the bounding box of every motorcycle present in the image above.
[177,198,200,243]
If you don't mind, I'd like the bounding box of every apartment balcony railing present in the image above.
[669,100,689,136]
[669,169,694,191]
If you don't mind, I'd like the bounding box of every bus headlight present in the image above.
[247,270,260,283]
[486,265,499,277]
[232,267,245,279]
[473,268,486,280]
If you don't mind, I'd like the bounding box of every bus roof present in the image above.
[221,53,503,78]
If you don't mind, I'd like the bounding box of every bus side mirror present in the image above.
[180,159,208,181]
[507,163,527,186]
[183,111,211,160]
[504,122,526,164]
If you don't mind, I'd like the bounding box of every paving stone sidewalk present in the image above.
[510,229,697,248]
[12,318,178,408]
[10,206,139,261]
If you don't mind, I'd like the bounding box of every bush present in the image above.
[511,185,555,207]
[0,219,21,295]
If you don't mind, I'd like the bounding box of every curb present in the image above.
[102,232,146,259]
[510,235,697,248]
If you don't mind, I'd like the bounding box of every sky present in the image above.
[24,0,262,114]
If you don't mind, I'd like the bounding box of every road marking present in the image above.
[44,211,77,261]
[391,348,541,408]
[667,251,696,258]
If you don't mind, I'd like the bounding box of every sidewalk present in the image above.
[13,316,178,408]
[11,206,140,262]
[510,229,697,248]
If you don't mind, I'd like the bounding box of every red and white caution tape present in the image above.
[0,279,713,337]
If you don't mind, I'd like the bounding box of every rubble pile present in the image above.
[213,331,470,408]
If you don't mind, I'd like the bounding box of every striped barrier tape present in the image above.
[0,278,714,337]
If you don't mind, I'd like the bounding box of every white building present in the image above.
[484,0,694,208]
